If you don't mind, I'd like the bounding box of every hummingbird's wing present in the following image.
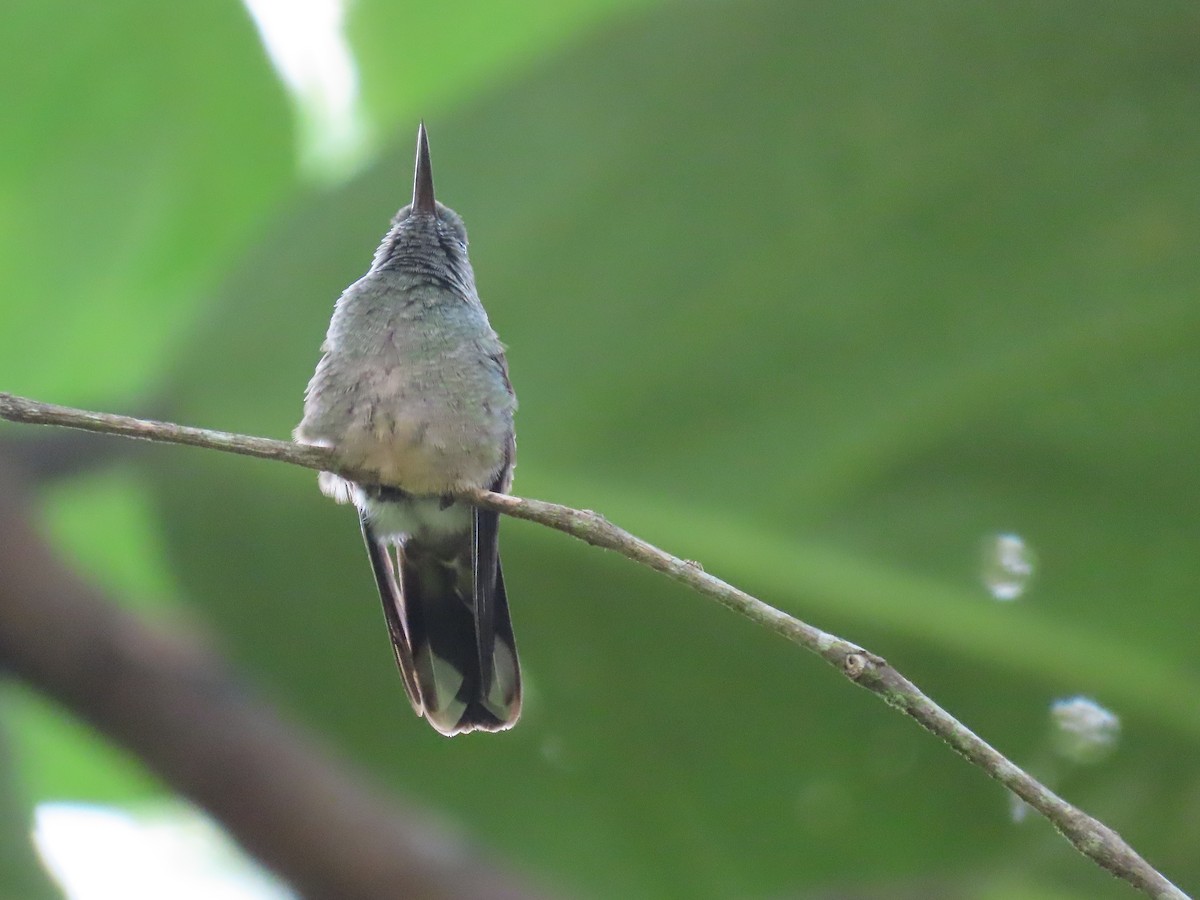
[359,500,521,736]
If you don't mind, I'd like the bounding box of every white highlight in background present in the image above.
[981,532,1035,601]
[1051,696,1121,764]
[242,0,370,179]
[34,802,293,900]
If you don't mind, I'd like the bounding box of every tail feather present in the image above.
[360,521,422,710]
[359,507,521,736]
[473,504,501,694]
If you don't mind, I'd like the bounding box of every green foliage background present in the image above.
[3,1,1199,897]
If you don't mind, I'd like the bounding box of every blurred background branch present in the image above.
[0,394,1187,900]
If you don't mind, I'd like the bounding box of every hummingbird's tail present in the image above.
[359,505,521,736]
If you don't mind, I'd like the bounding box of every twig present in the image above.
[0,391,1189,900]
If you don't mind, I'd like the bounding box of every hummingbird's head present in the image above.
[372,123,473,285]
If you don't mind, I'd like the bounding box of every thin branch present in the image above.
[0,394,330,470]
[0,391,1189,900]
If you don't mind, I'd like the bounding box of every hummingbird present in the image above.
[295,123,520,736]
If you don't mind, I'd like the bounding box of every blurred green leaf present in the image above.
[0,0,292,886]
[0,711,58,899]
[348,0,657,142]
[41,467,183,617]
[4,687,160,808]
[0,0,292,402]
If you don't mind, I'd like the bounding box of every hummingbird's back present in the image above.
[299,264,515,497]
